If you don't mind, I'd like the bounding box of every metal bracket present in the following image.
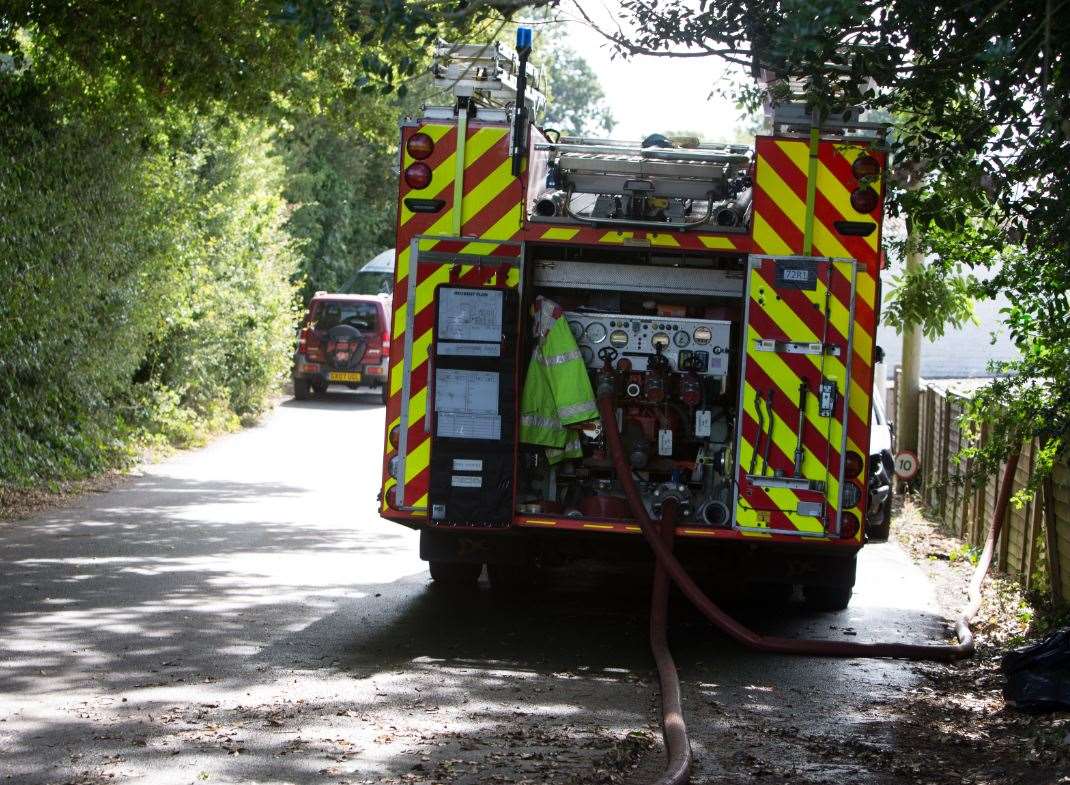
[746,474,826,493]
[754,338,841,357]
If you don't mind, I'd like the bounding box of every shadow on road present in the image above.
[279,389,384,411]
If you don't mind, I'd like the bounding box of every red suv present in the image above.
[292,293,391,403]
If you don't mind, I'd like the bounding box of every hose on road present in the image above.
[595,392,1020,784]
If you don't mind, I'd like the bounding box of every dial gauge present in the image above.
[580,345,595,365]
[609,329,629,349]
[568,320,584,340]
[672,330,690,348]
[651,331,671,349]
[693,326,713,345]
[584,322,608,343]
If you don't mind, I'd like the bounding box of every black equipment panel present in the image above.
[427,286,519,526]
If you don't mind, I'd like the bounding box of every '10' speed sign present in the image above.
[893,450,920,480]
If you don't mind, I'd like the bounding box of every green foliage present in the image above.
[534,35,615,136]
[281,116,399,299]
[883,262,977,342]
[0,45,299,485]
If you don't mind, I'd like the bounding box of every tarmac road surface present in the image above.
[1,391,963,785]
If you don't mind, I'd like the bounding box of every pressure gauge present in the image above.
[651,331,670,350]
[673,330,690,348]
[693,326,713,345]
[568,320,584,340]
[579,345,595,365]
[609,329,629,349]
[585,322,608,343]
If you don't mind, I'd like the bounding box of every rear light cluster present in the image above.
[849,154,881,214]
[404,132,434,190]
[841,448,864,522]
[299,327,324,361]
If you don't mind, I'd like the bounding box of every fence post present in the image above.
[1042,445,1063,605]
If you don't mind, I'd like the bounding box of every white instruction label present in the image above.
[435,368,499,414]
[451,475,482,488]
[658,428,673,456]
[437,341,501,357]
[438,288,503,342]
[437,412,501,440]
[452,458,484,471]
[695,410,712,438]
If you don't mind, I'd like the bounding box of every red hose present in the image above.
[598,391,1020,663]
[649,498,691,785]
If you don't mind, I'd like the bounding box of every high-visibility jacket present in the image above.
[520,297,598,464]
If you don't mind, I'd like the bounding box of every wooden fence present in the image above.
[892,369,1069,603]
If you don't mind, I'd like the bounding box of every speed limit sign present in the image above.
[893,450,920,480]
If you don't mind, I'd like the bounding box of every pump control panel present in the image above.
[564,311,731,377]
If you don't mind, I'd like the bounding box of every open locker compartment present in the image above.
[515,243,751,527]
[733,254,860,538]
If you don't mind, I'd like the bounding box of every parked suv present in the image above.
[292,293,391,403]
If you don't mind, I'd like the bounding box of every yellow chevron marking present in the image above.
[462,203,522,250]
[752,283,869,435]
[506,267,520,287]
[405,435,430,484]
[740,376,840,507]
[698,235,739,250]
[774,141,856,259]
[414,493,428,510]
[399,127,504,227]
[541,227,580,240]
[582,523,614,530]
[460,156,514,226]
[758,150,807,235]
[625,525,641,532]
[752,212,794,255]
[599,231,633,244]
[522,519,558,526]
[649,233,681,247]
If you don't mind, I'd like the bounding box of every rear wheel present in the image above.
[428,561,482,589]
[803,583,853,611]
[311,379,328,396]
[293,378,311,400]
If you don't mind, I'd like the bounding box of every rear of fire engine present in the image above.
[379,38,887,610]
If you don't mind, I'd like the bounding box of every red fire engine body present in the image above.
[378,42,887,607]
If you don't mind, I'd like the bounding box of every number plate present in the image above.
[329,371,362,382]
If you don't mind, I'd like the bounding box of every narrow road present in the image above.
[1,392,953,785]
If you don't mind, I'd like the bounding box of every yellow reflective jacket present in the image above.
[520,298,597,464]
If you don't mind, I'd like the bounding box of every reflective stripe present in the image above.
[558,400,597,422]
[540,349,582,367]
[520,413,560,431]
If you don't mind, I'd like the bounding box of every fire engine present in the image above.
[378,33,887,610]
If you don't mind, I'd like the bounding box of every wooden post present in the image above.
[1042,449,1063,605]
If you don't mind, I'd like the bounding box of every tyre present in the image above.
[311,379,328,396]
[428,560,482,589]
[293,377,311,400]
[380,384,389,405]
[803,583,853,611]
[867,499,892,541]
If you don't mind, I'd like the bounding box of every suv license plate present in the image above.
[329,371,362,382]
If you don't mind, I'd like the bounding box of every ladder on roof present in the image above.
[431,41,546,115]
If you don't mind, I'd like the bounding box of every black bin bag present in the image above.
[1002,627,1070,713]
